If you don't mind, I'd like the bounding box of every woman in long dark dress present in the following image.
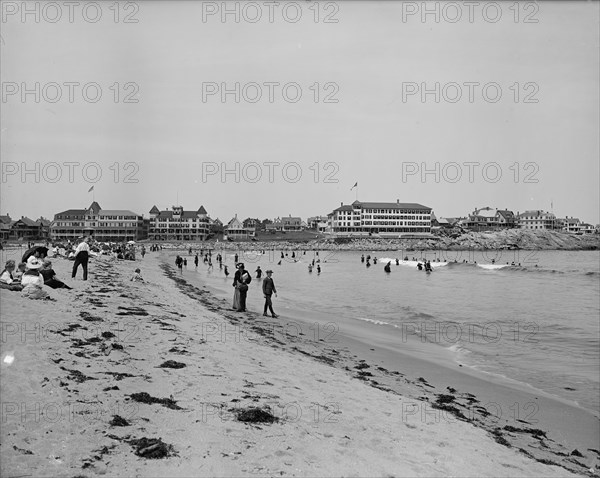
[232,264,241,310]
[232,263,251,312]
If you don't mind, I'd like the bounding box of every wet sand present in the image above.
[0,251,595,477]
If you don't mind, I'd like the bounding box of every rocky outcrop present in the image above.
[165,230,599,252]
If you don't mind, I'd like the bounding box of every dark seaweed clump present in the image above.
[129,392,182,410]
[234,407,278,424]
[128,437,176,459]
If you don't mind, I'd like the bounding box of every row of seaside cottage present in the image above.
[1,200,598,242]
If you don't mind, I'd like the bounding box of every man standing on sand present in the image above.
[262,270,278,318]
[72,236,90,280]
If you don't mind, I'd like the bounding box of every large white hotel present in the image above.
[327,200,432,236]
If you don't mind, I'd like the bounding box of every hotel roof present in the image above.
[98,209,141,217]
[55,208,87,218]
[333,201,431,212]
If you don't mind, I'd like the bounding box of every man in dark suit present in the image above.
[262,270,278,318]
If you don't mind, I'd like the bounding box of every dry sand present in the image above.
[0,252,591,477]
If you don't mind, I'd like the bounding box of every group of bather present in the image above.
[361,254,436,272]
[0,253,72,300]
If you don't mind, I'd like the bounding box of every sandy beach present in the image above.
[0,251,595,477]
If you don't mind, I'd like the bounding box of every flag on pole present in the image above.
[350,182,358,190]
[88,186,94,193]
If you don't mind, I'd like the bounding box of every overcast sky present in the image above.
[1,1,598,223]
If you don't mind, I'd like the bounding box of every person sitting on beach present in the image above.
[417,262,423,270]
[395,258,399,265]
[130,268,144,282]
[14,262,27,281]
[21,257,52,300]
[384,262,391,273]
[0,260,24,291]
[40,260,72,289]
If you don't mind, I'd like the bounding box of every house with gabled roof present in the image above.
[517,210,557,230]
[9,216,43,240]
[148,205,210,241]
[225,214,255,239]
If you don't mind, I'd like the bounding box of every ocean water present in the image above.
[174,248,600,416]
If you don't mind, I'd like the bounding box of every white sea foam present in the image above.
[353,316,391,326]
[476,264,509,270]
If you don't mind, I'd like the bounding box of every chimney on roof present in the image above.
[340,202,343,207]
[397,199,399,204]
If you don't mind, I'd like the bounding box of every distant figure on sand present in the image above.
[130,268,144,282]
[361,254,365,263]
[175,255,183,270]
[395,258,399,265]
[317,264,321,274]
[308,264,313,273]
[224,265,229,277]
[384,262,391,273]
[255,266,262,279]
[417,262,423,270]
[194,254,199,268]
[72,237,90,281]
[425,261,433,272]
[262,269,278,318]
[183,258,187,267]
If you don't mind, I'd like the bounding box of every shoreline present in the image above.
[169,254,600,476]
[0,253,596,477]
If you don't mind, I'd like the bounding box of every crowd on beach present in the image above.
[0,237,148,300]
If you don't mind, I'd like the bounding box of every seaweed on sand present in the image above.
[109,415,130,427]
[232,406,278,424]
[128,437,177,459]
[129,392,182,410]
[159,360,186,369]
